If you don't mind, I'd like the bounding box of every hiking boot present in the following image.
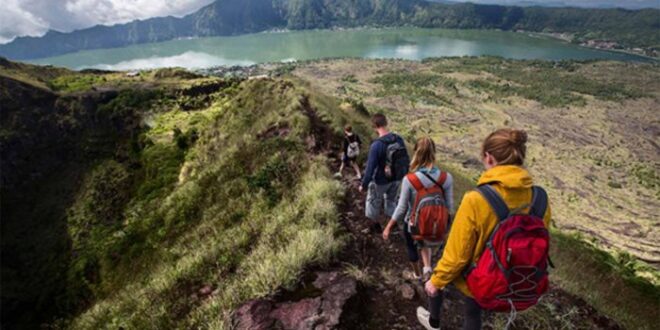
[417,306,440,330]
[369,222,383,234]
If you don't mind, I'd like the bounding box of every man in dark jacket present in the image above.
[360,113,409,233]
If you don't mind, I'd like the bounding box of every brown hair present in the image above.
[344,124,353,133]
[482,128,528,166]
[410,137,436,172]
[371,113,388,128]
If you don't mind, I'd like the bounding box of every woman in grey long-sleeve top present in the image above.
[382,136,454,330]
[383,137,455,279]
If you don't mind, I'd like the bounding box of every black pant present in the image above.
[428,293,482,330]
[402,222,419,262]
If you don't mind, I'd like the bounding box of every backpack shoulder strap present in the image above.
[378,134,395,145]
[476,184,509,222]
[438,171,447,185]
[407,173,424,191]
[421,171,447,191]
[530,186,548,219]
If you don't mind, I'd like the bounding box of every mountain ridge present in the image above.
[2,57,658,329]
[1,0,658,60]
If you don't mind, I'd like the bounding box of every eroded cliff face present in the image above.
[1,74,144,327]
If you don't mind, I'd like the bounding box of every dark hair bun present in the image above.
[509,129,528,147]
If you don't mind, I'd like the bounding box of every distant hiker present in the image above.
[337,124,363,179]
[360,113,410,233]
[383,136,454,281]
[420,129,552,330]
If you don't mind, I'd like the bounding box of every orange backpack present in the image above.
[407,171,450,242]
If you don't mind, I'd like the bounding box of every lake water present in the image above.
[30,28,650,70]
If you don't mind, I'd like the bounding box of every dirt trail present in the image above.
[334,171,464,330]
[330,168,622,330]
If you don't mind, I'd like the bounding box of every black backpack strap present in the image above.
[421,171,447,191]
[476,185,509,222]
[378,134,395,145]
[530,186,548,219]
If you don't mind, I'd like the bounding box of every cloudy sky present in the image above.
[1,0,657,44]
[0,0,214,44]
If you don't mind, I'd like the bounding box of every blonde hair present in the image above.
[410,137,436,172]
[482,128,528,166]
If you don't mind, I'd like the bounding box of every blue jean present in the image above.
[365,181,401,220]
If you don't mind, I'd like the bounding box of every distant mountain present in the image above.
[440,0,660,10]
[0,0,658,60]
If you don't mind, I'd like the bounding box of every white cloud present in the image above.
[0,0,214,44]
[0,1,49,43]
[84,51,254,70]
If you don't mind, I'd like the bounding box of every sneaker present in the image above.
[417,306,440,330]
[423,268,433,282]
[402,270,421,281]
[333,172,342,179]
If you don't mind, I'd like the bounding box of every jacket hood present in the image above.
[477,165,533,189]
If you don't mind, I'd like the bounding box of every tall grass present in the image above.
[62,78,347,329]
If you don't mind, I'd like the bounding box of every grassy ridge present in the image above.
[46,77,356,328]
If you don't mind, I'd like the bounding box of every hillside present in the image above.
[1,58,659,329]
[0,0,658,60]
[292,57,660,268]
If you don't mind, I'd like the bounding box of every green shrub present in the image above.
[48,74,106,92]
[136,143,185,201]
[341,74,358,83]
[66,160,133,304]
[99,89,166,118]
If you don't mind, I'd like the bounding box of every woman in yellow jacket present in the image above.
[418,129,551,330]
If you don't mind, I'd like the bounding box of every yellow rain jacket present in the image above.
[430,165,552,296]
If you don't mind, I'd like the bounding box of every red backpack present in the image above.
[407,171,450,242]
[465,185,550,312]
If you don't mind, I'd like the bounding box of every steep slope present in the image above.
[1,60,365,328]
[1,63,228,326]
[190,0,286,35]
[0,0,658,60]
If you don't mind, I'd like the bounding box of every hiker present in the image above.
[382,136,454,281]
[337,124,363,179]
[359,113,410,233]
[419,129,552,330]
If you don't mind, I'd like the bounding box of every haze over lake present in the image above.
[30,28,649,70]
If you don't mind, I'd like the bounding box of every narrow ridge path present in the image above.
[331,163,466,330]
